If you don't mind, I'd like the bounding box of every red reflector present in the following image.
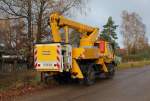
[57,63,60,69]
[99,41,105,53]
[38,64,40,67]
[34,63,37,68]
[34,50,37,55]
[54,64,57,67]
[57,50,60,54]
[57,64,60,67]
[57,56,60,61]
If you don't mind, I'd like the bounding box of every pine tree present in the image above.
[101,16,118,41]
[100,16,119,49]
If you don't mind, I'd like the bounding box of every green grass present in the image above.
[118,60,150,70]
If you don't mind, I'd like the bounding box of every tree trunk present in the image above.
[37,17,42,43]
[27,0,33,69]
[36,1,44,43]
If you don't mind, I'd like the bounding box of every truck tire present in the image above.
[105,64,115,79]
[84,64,96,85]
[45,76,56,85]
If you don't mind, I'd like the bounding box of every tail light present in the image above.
[54,64,57,67]
[38,64,41,67]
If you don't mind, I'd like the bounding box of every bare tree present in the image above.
[121,10,148,54]
[0,0,32,41]
[0,0,87,42]
[0,18,25,51]
[32,0,88,42]
[0,0,88,68]
[0,0,33,68]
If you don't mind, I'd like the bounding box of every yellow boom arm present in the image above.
[49,12,99,46]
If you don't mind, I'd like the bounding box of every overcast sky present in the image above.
[73,0,150,48]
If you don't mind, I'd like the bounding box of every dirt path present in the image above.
[15,66,150,101]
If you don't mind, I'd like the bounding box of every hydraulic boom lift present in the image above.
[34,12,117,85]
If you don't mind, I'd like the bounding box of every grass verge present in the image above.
[118,60,150,70]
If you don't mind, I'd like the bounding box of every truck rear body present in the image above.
[34,43,63,72]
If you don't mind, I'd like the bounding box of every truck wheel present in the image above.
[45,76,58,85]
[105,64,115,79]
[84,65,96,85]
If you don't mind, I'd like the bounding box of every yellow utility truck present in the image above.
[34,13,117,85]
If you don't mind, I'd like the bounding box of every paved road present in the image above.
[16,66,150,101]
